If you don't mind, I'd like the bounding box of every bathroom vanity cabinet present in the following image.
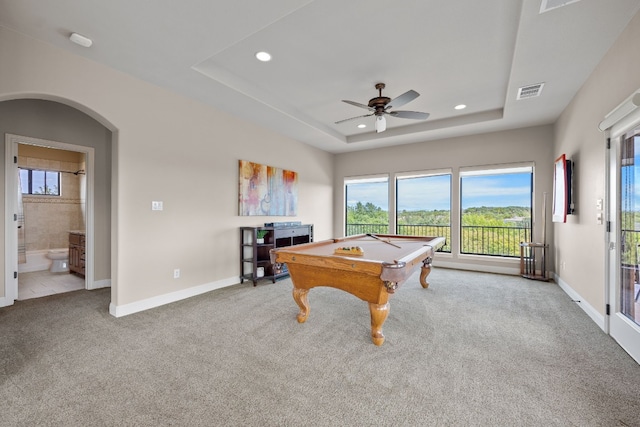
[68,232,85,277]
[240,224,313,286]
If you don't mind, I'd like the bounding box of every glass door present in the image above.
[609,125,640,363]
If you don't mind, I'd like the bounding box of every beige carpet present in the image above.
[1,268,639,426]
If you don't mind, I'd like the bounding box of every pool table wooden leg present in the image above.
[419,257,433,289]
[292,287,310,323]
[369,302,390,346]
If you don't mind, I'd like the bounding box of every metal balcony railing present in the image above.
[346,223,451,252]
[460,225,531,257]
[397,224,451,252]
[345,223,389,236]
[345,223,531,257]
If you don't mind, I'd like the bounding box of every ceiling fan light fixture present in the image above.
[357,123,366,129]
[454,104,467,110]
[255,51,272,62]
[375,115,386,133]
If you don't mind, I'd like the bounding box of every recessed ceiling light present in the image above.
[357,124,366,129]
[454,104,467,110]
[255,51,272,62]
[69,32,92,48]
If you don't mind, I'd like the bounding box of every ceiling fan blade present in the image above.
[342,100,375,111]
[389,110,430,120]
[386,90,419,109]
[335,113,374,124]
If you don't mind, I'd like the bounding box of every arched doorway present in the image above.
[1,97,117,308]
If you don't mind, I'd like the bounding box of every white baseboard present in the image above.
[0,295,14,308]
[109,276,239,318]
[554,273,606,331]
[88,279,111,290]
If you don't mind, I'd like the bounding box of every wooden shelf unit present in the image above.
[240,225,313,286]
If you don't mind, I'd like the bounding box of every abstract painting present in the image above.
[239,160,298,216]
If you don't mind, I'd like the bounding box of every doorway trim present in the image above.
[602,88,640,364]
[4,133,95,304]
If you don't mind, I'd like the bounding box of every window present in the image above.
[345,175,389,236]
[396,171,451,252]
[460,165,532,257]
[19,168,60,196]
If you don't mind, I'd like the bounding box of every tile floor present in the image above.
[18,270,85,300]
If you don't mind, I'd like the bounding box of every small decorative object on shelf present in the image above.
[256,229,269,244]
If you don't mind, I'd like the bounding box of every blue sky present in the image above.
[397,175,451,211]
[460,173,532,209]
[621,136,640,211]
[347,172,532,211]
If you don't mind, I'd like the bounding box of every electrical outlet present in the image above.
[173,269,180,279]
[152,201,163,211]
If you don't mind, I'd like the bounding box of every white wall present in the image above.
[0,27,334,310]
[334,125,555,274]
[554,10,640,317]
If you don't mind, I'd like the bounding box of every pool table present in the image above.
[270,234,446,346]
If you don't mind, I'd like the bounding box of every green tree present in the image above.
[397,209,450,226]
[347,202,388,224]
[33,184,58,195]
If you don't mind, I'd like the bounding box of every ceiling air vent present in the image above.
[540,0,582,14]
[517,83,544,100]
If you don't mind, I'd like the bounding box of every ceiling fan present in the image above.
[335,83,430,133]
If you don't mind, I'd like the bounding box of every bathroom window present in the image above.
[19,168,60,196]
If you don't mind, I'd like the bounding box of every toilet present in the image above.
[47,249,69,273]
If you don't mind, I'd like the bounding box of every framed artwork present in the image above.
[238,160,298,216]
[552,154,573,223]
